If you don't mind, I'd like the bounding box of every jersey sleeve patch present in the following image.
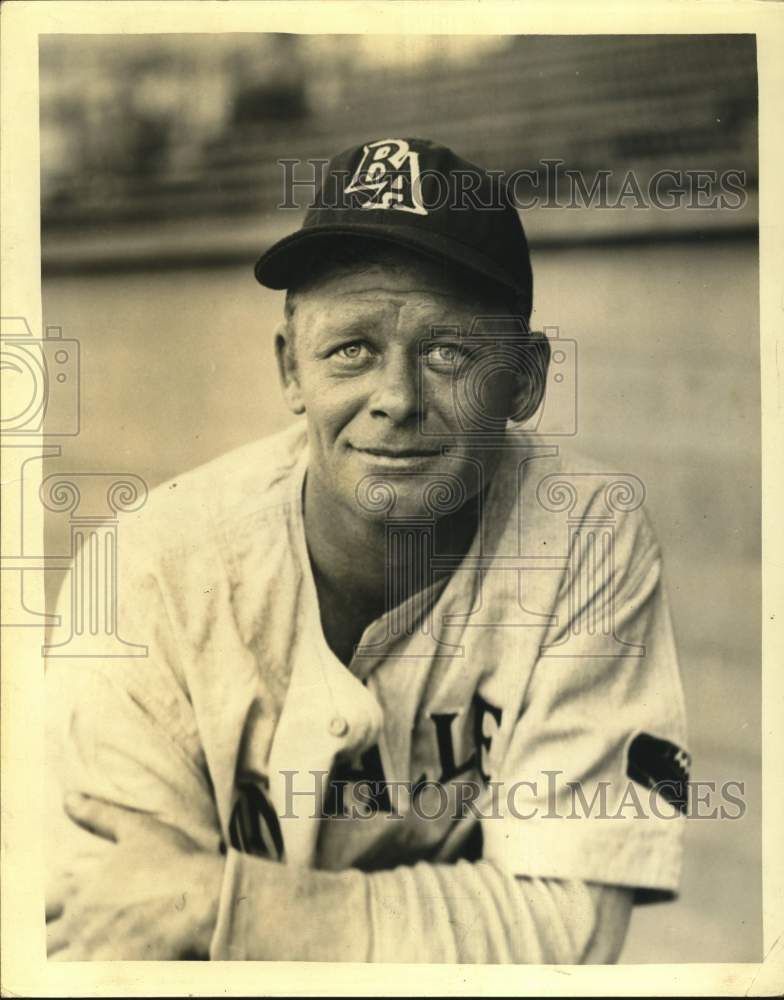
[626,732,691,815]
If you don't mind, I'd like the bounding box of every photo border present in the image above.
[2,1,782,995]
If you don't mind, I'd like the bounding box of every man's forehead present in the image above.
[300,290,481,337]
[299,267,493,315]
[330,286,461,306]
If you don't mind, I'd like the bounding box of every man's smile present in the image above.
[351,445,441,457]
[349,443,443,466]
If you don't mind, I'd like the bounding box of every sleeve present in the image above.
[481,504,689,900]
[45,529,222,891]
[210,849,634,963]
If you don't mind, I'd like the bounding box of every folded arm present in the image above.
[214,846,633,964]
[48,794,631,963]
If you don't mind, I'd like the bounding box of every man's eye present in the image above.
[330,343,371,365]
[424,343,466,371]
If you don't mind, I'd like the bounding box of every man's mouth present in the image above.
[354,446,442,458]
[348,444,447,467]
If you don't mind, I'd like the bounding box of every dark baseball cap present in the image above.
[254,137,533,315]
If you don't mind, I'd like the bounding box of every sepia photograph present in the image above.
[1,2,781,995]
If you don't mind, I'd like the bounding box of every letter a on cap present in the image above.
[345,138,428,216]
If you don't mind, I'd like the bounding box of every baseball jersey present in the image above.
[46,419,689,958]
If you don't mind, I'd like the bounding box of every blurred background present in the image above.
[38,33,760,963]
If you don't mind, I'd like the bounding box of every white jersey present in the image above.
[46,420,689,957]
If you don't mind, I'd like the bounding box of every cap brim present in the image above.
[254,223,529,301]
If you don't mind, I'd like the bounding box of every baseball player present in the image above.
[45,138,689,963]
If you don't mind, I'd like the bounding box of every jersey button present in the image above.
[329,716,349,738]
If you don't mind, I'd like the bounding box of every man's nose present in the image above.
[368,351,422,424]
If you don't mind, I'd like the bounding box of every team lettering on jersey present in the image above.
[229,692,503,858]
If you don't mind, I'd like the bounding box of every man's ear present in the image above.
[274,322,305,415]
[510,330,551,424]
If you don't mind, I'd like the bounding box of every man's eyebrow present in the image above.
[312,315,378,339]
[428,324,468,337]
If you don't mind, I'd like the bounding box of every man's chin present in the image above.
[349,468,474,522]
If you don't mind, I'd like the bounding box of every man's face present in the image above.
[278,258,526,522]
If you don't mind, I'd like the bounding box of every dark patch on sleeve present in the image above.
[627,732,691,815]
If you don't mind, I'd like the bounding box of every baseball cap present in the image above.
[254,137,533,315]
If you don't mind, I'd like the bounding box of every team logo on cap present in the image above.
[345,138,428,216]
